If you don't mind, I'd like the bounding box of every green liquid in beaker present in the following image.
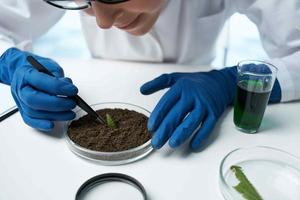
[234,80,271,133]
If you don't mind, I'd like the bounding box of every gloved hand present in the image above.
[0,48,78,131]
[141,66,281,150]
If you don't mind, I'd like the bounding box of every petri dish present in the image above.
[219,146,300,200]
[64,102,153,165]
[76,173,147,200]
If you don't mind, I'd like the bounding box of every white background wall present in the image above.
[32,11,268,67]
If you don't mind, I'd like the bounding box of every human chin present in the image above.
[126,15,157,36]
[125,24,152,36]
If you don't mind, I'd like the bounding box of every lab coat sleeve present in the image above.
[0,34,14,55]
[234,0,300,102]
[0,1,65,55]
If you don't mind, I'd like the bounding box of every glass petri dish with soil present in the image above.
[64,102,153,165]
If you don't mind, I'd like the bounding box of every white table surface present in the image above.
[1,58,300,200]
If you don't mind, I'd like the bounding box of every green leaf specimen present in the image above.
[106,114,117,129]
[230,165,263,200]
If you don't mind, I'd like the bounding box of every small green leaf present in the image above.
[106,114,117,129]
[230,165,263,200]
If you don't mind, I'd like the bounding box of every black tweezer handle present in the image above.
[0,107,19,122]
[26,56,105,124]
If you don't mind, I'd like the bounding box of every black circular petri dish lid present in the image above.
[76,173,147,200]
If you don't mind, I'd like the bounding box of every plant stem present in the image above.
[106,113,117,129]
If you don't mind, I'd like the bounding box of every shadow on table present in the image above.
[258,101,300,133]
[259,113,284,133]
[160,108,231,158]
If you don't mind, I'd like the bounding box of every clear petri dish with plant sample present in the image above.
[64,102,153,165]
[219,146,300,200]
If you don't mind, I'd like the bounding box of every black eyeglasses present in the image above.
[44,0,129,10]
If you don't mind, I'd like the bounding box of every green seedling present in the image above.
[106,113,117,129]
[230,165,263,200]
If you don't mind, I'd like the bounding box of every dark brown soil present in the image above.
[67,108,151,152]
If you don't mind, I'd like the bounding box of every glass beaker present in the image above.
[233,60,278,133]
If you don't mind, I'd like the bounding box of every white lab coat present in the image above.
[0,0,64,53]
[1,0,300,102]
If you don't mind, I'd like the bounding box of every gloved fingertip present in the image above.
[45,121,54,130]
[63,77,73,84]
[147,118,156,132]
[151,137,162,149]
[61,84,78,96]
[189,139,203,151]
[168,138,179,149]
[63,112,77,121]
[140,83,151,95]
[189,143,199,151]
[69,100,77,110]
[70,111,76,119]
[38,121,54,132]
[52,71,64,78]
[71,85,79,95]
[63,111,77,121]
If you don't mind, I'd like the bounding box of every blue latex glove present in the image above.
[141,66,281,150]
[0,48,78,131]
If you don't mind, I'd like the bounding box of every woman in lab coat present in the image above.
[0,0,299,150]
